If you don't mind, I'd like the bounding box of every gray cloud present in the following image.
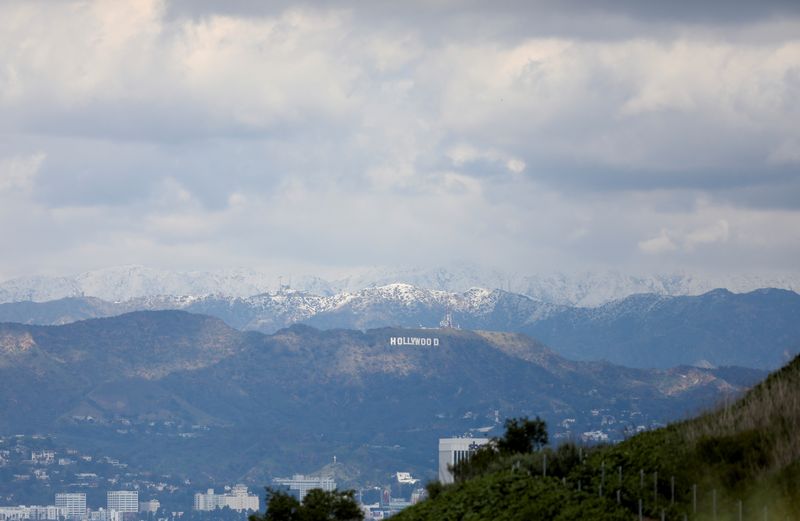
[0,0,798,280]
[165,1,800,30]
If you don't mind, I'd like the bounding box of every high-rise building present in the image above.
[55,493,87,519]
[271,475,336,501]
[438,438,490,484]
[107,491,138,513]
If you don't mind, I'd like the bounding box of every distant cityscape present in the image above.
[1,490,145,521]
[0,433,489,520]
[0,402,661,521]
[0,431,581,520]
[0,416,659,521]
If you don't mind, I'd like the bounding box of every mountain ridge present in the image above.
[3,265,799,306]
[2,285,798,369]
[0,311,766,486]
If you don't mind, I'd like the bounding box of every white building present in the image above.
[31,451,55,465]
[0,506,65,520]
[107,491,138,513]
[438,438,490,484]
[193,485,259,512]
[271,475,336,501]
[87,509,121,521]
[193,490,220,511]
[225,485,259,511]
[138,500,160,514]
[394,472,418,485]
[55,493,86,519]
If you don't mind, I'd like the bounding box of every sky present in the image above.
[1,0,799,280]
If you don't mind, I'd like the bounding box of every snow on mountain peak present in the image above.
[0,265,798,307]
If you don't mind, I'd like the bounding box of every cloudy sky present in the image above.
[1,0,799,280]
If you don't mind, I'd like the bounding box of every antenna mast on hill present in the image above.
[439,305,458,329]
[277,276,291,294]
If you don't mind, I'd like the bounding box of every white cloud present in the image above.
[506,159,526,175]
[684,219,730,250]
[639,219,730,255]
[639,230,678,255]
[0,153,44,193]
[446,144,526,176]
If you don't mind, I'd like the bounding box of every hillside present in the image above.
[396,355,800,520]
[0,311,764,492]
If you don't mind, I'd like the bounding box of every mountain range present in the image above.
[0,311,765,487]
[2,265,799,306]
[2,285,798,369]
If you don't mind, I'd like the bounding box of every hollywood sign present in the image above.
[389,336,440,347]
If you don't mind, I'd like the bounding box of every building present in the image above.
[31,451,56,465]
[193,485,259,512]
[437,437,490,484]
[271,475,336,501]
[107,491,138,513]
[55,493,87,520]
[225,485,259,511]
[0,506,65,520]
[138,500,160,514]
[394,472,418,485]
[193,490,221,511]
[87,509,121,521]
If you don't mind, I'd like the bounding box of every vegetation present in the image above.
[249,488,363,521]
[395,470,629,521]
[396,355,800,520]
[451,416,548,482]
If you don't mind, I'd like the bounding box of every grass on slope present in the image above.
[393,470,630,521]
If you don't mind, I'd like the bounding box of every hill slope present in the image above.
[396,354,800,520]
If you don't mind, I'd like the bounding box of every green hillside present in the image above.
[395,355,800,520]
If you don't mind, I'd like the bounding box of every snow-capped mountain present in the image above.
[123,283,560,333]
[0,283,560,334]
[2,283,799,369]
[1,264,799,307]
[329,266,800,307]
[0,265,336,304]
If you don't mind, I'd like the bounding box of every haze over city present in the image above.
[1,0,799,282]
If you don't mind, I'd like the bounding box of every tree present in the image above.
[495,416,548,455]
[452,416,550,482]
[300,489,363,521]
[250,488,300,521]
[249,487,363,521]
